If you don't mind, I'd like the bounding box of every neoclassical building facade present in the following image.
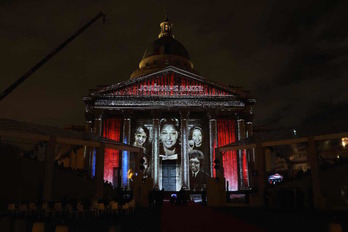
[83,17,255,191]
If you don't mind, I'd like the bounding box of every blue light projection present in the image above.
[92,149,96,177]
[122,137,128,187]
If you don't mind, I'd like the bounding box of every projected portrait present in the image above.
[188,126,203,152]
[189,149,209,191]
[133,126,149,155]
[132,125,152,178]
[159,118,180,160]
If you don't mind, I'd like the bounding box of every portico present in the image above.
[83,17,255,192]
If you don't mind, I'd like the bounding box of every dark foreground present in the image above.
[1,202,347,232]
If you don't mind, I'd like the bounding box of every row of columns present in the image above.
[42,135,107,201]
[88,110,221,190]
[152,111,219,189]
[253,136,326,209]
[88,110,254,192]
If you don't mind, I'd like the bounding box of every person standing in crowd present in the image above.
[189,150,209,191]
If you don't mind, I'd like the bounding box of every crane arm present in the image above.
[0,12,106,101]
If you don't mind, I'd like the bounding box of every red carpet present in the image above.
[161,201,266,232]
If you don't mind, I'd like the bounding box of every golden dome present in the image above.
[130,16,196,79]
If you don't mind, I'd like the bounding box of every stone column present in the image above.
[94,111,103,136]
[180,111,189,188]
[84,120,93,172]
[246,121,254,163]
[260,147,269,202]
[152,114,160,188]
[238,119,250,189]
[95,142,105,199]
[92,112,103,179]
[246,122,253,138]
[43,136,56,202]
[237,119,244,189]
[250,136,267,207]
[122,112,131,187]
[84,104,94,174]
[208,112,217,177]
[307,136,326,209]
[246,121,254,187]
[237,119,246,139]
[214,148,224,178]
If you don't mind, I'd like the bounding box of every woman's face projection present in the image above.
[135,128,147,147]
[160,124,178,149]
[192,129,202,147]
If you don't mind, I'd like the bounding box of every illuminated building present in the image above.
[83,16,255,191]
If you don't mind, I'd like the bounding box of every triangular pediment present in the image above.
[93,66,248,98]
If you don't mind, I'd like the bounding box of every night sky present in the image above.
[0,0,347,133]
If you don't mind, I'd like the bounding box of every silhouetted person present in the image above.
[159,188,164,207]
[148,190,154,207]
[170,194,176,206]
[182,187,188,205]
[153,187,160,207]
[202,190,207,206]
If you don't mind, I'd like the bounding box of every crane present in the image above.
[0,12,106,101]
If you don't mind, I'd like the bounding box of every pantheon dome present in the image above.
[84,15,255,192]
[130,17,198,79]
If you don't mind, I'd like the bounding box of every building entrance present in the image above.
[162,160,176,191]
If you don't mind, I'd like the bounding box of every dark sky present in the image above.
[0,0,347,132]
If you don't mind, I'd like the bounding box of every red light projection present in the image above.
[213,137,217,177]
[103,118,122,184]
[111,72,232,97]
[241,149,249,188]
[217,119,238,191]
